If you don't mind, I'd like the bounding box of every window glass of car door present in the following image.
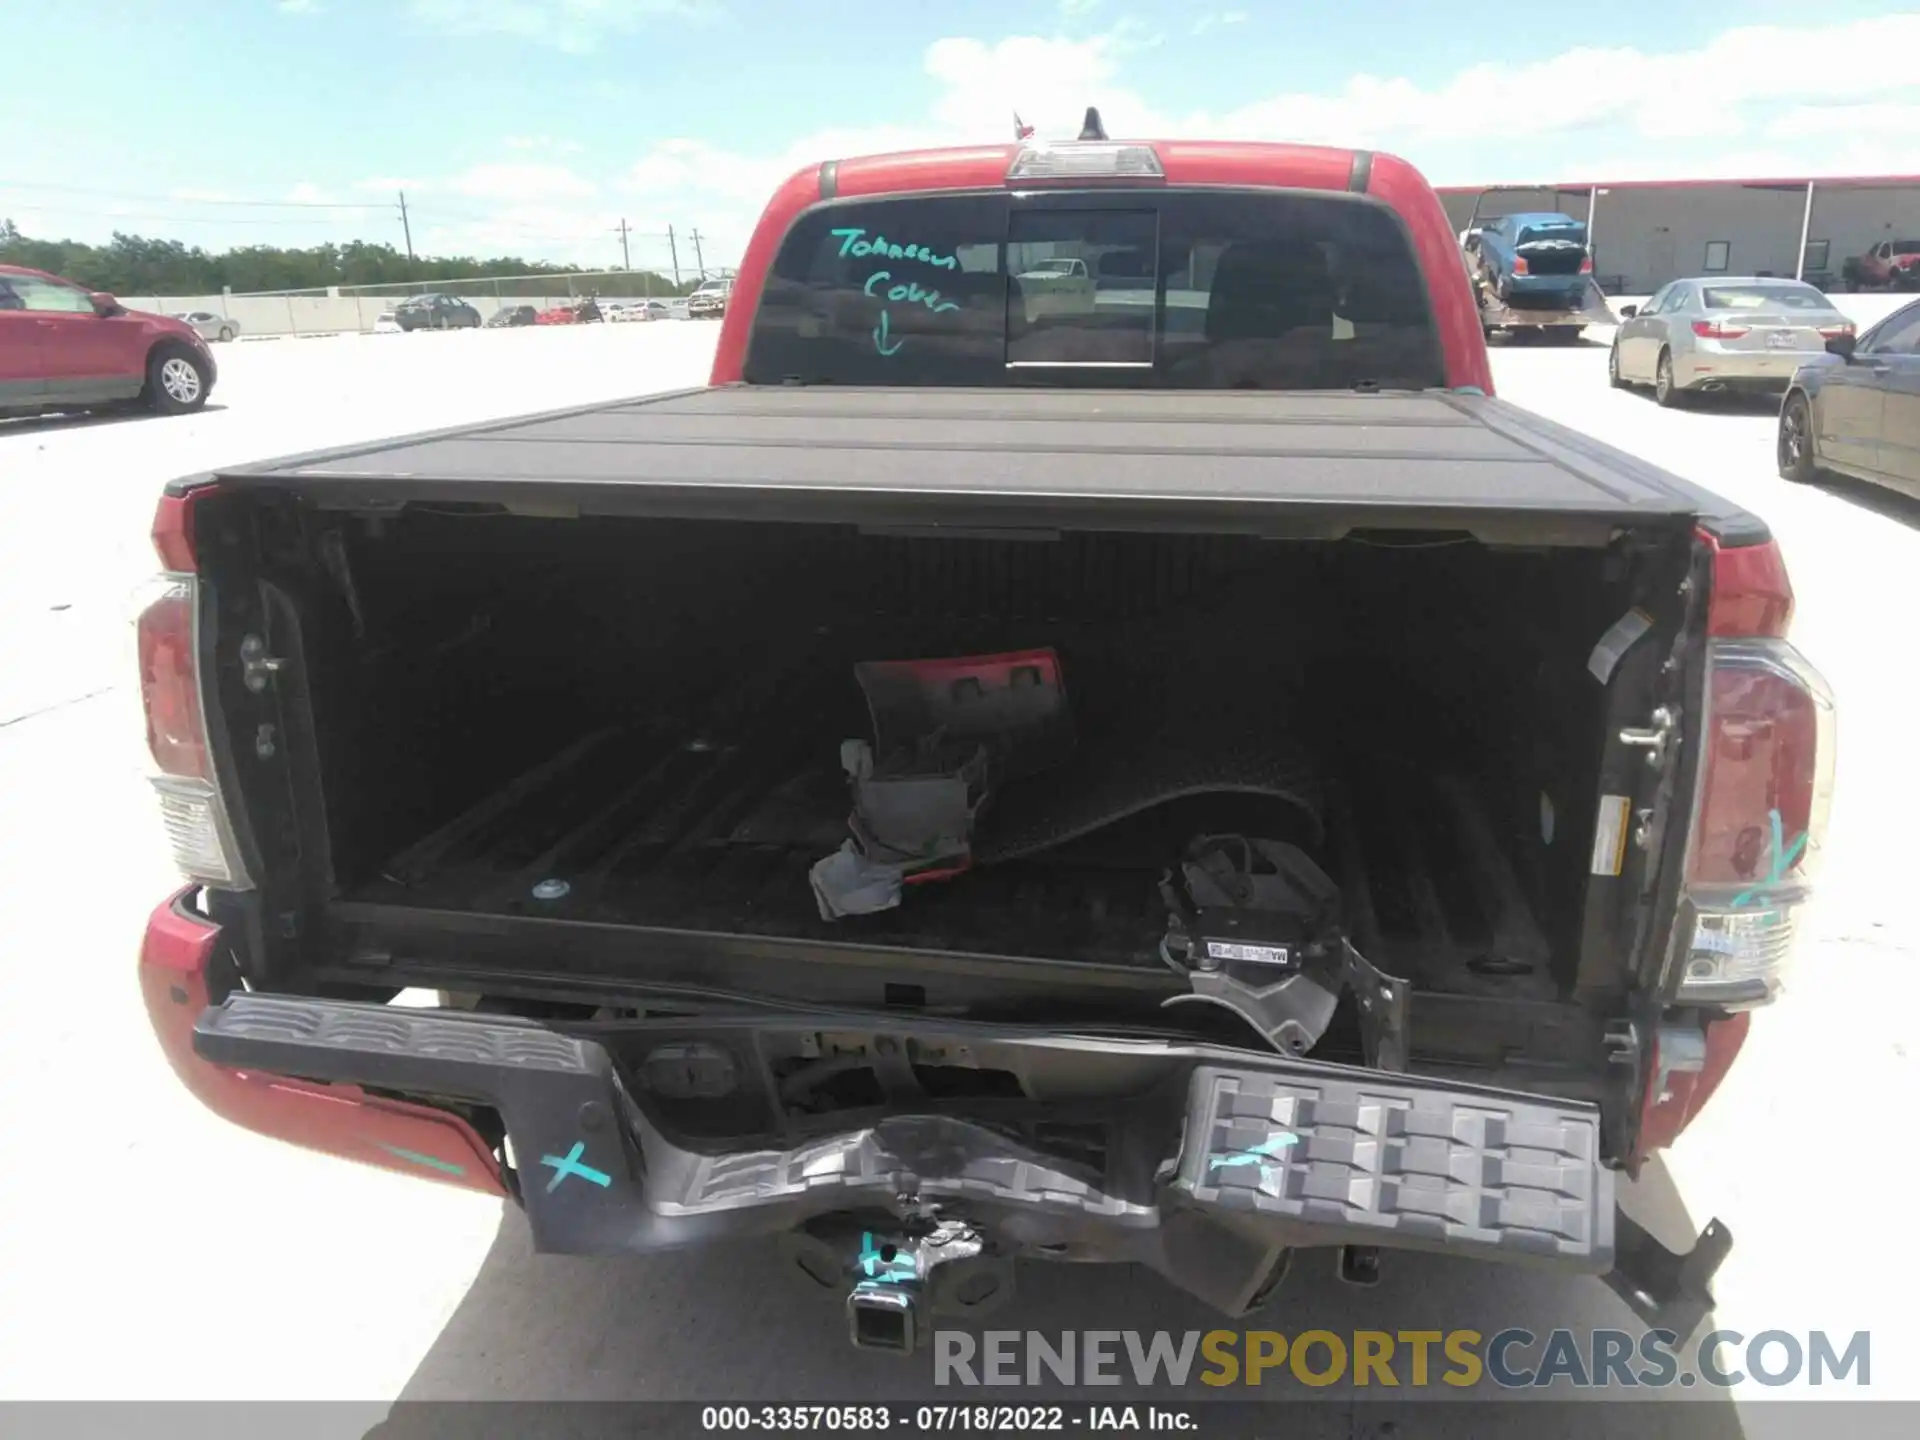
[4,275,96,313]
[1863,307,1920,356]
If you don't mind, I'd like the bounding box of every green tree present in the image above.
[0,224,693,298]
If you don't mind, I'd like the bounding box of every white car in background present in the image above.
[371,311,402,334]
[611,298,672,322]
[173,310,241,342]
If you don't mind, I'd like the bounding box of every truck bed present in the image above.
[196,386,1752,543]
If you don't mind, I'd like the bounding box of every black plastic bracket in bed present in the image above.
[1158,836,1411,1066]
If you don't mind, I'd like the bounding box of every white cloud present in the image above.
[407,0,718,53]
[284,181,333,204]
[1767,102,1920,143]
[448,162,598,200]
[1182,15,1920,153]
[366,15,1920,268]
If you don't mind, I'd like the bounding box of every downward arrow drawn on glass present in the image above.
[873,308,903,356]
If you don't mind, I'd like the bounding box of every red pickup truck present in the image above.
[1844,238,1920,291]
[136,125,1832,1353]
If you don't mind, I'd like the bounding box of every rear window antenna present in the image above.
[1078,107,1108,141]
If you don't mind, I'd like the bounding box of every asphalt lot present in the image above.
[1,322,1914,1429]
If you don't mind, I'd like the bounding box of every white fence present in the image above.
[118,286,1913,342]
[117,291,645,337]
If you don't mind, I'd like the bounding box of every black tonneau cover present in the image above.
[197,386,1757,544]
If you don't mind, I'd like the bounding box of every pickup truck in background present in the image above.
[1842,238,1920,291]
[1461,200,1616,343]
[687,276,734,318]
[137,124,1833,1354]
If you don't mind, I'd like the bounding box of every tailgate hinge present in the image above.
[1617,705,1677,769]
[239,633,287,692]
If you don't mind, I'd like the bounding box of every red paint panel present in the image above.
[138,891,507,1196]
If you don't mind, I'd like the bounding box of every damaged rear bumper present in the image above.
[186,986,1730,1342]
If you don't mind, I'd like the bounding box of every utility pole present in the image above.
[612,217,631,270]
[667,225,681,285]
[690,227,706,279]
[397,191,415,265]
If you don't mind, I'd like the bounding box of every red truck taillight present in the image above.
[1511,255,1529,275]
[1579,256,1594,274]
[138,493,253,890]
[1674,538,1834,1006]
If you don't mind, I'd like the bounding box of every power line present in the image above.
[0,178,373,209]
[0,200,381,228]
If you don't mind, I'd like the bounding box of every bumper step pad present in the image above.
[1171,1065,1611,1268]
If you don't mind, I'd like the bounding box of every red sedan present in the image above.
[0,263,217,419]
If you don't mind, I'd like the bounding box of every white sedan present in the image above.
[173,310,241,342]
[610,299,672,323]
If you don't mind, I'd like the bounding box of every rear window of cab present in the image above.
[743,189,1444,391]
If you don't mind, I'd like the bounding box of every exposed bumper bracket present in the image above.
[1603,1212,1733,1340]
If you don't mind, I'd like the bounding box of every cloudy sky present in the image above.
[3,1,1917,273]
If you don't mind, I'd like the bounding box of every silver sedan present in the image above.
[173,310,242,343]
[1608,277,1853,407]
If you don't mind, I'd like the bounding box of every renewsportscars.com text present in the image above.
[933,1329,1871,1390]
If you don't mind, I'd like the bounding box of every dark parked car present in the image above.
[394,294,482,331]
[486,304,538,328]
[1,263,216,418]
[1778,295,1920,496]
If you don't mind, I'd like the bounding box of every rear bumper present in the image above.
[149,890,1728,1334]
[1677,349,1820,388]
[1501,274,1591,302]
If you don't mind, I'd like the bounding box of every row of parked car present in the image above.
[1598,275,1920,499]
[369,279,736,334]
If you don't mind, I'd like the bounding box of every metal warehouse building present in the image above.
[1436,176,1920,295]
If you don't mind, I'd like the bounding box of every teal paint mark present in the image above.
[540,1140,612,1192]
[1211,1132,1300,1171]
[832,228,958,270]
[873,309,903,356]
[857,1230,918,1282]
[1210,1131,1300,1197]
[864,270,890,297]
[884,277,959,313]
[1731,807,1807,908]
[378,1143,467,1177]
